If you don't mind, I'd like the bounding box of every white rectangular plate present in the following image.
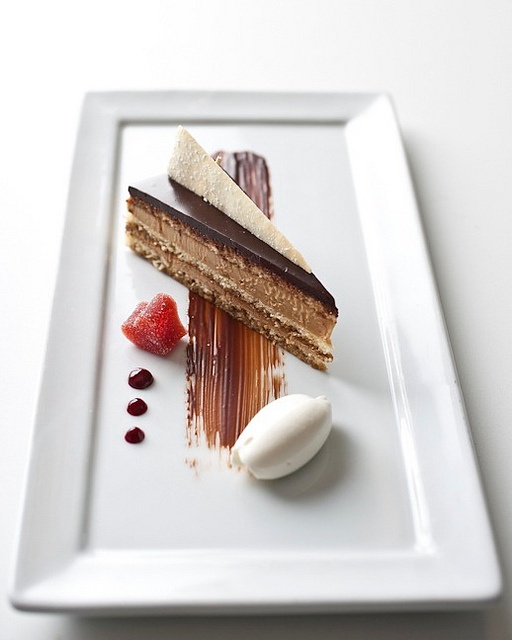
[10,91,501,614]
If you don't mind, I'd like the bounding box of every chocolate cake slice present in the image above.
[125,131,338,370]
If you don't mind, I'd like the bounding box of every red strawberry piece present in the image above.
[122,293,187,355]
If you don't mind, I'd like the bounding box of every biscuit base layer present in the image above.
[126,198,336,370]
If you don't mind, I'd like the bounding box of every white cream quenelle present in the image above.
[231,394,332,480]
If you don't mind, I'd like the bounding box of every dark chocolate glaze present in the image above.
[128,174,337,313]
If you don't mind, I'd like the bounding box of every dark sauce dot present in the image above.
[127,397,148,416]
[124,426,145,444]
[128,368,154,389]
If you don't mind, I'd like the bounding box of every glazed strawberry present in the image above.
[122,293,187,355]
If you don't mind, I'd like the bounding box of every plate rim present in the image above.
[9,90,501,614]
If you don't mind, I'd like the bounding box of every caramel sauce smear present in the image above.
[185,151,287,450]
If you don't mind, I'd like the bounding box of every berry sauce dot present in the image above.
[128,368,154,389]
[124,427,145,444]
[127,397,148,416]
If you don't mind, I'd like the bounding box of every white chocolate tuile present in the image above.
[167,126,311,272]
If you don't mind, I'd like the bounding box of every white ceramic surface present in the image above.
[9,91,501,615]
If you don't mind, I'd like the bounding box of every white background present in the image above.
[1,1,511,638]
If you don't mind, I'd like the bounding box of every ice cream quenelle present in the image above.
[231,395,332,480]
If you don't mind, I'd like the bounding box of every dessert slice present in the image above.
[125,129,338,369]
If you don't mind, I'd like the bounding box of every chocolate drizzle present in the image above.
[186,152,287,451]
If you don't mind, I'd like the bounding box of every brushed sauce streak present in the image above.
[186,151,287,452]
